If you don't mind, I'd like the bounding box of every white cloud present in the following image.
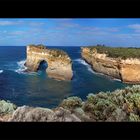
[105,27,119,32]
[59,22,79,28]
[28,22,45,27]
[9,31,26,35]
[0,20,45,27]
[128,24,140,32]
[0,21,18,26]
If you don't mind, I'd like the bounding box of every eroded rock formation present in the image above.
[81,47,140,84]
[25,45,73,81]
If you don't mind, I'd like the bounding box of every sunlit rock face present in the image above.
[81,47,140,84]
[9,106,81,122]
[25,45,73,81]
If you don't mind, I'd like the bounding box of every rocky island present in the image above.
[1,85,140,122]
[25,45,73,81]
[81,45,140,84]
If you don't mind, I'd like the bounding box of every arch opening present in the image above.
[37,60,48,72]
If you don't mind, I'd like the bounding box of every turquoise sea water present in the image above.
[0,46,128,108]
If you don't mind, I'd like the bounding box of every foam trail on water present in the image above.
[15,60,27,74]
[0,70,3,73]
[87,67,95,74]
[74,58,89,66]
[74,58,95,74]
[113,78,121,82]
[74,58,95,73]
[15,60,38,75]
[74,58,122,82]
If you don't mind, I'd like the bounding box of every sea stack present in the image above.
[25,45,73,81]
[81,46,140,84]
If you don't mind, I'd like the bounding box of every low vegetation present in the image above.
[84,45,140,59]
[28,44,68,57]
[0,100,17,116]
[48,48,68,57]
[60,85,140,121]
[29,44,46,49]
[2,85,140,121]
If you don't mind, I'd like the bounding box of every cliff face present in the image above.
[81,47,140,84]
[25,45,73,81]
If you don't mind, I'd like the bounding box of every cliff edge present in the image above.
[81,46,140,84]
[25,45,73,81]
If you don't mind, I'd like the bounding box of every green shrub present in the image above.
[0,100,17,115]
[37,44,46,49]
[28,44,46,49]
[49,48,68,57]
[59,97,82,110]
[129,113,140,121]
[83,45,140,59]
[84,85,140,121]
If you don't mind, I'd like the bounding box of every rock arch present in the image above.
[25,45,73,81]
[37,60,48,71]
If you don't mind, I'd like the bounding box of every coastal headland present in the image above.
[81,46,140,84]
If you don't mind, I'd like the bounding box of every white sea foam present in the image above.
[15,60,27,74]
[15,60,38,75]
[74,58,89,66]
[0,70,3,73]
[87,67,95,73]
[113,78,121,82]
[74,58,121,82]
[74,58,95,73]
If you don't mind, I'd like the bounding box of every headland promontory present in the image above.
[81,45,140,84]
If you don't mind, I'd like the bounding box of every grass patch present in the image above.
[49,48,68,57]
[84,45,140,59]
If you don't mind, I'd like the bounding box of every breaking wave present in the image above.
[74,58,89,66]
[15,60,38,75]
[74,58,121,82]
[15,60,27,74]
[0,70,3,74]
[113,78,121,82]
[74,58,95,73]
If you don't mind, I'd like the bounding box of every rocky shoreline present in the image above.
[81,47,140,84]
[1,85,140,122]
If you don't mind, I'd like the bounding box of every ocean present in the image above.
[0,46,128,108]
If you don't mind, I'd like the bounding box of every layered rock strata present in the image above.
[25,45,73,81]
[81,47,140,84]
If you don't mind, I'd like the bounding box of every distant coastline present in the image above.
[81,45,140,84]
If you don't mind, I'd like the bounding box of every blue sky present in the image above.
[1,18,140,47]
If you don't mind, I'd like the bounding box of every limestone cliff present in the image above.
[25,45,73,81]
[81,47,140,84]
